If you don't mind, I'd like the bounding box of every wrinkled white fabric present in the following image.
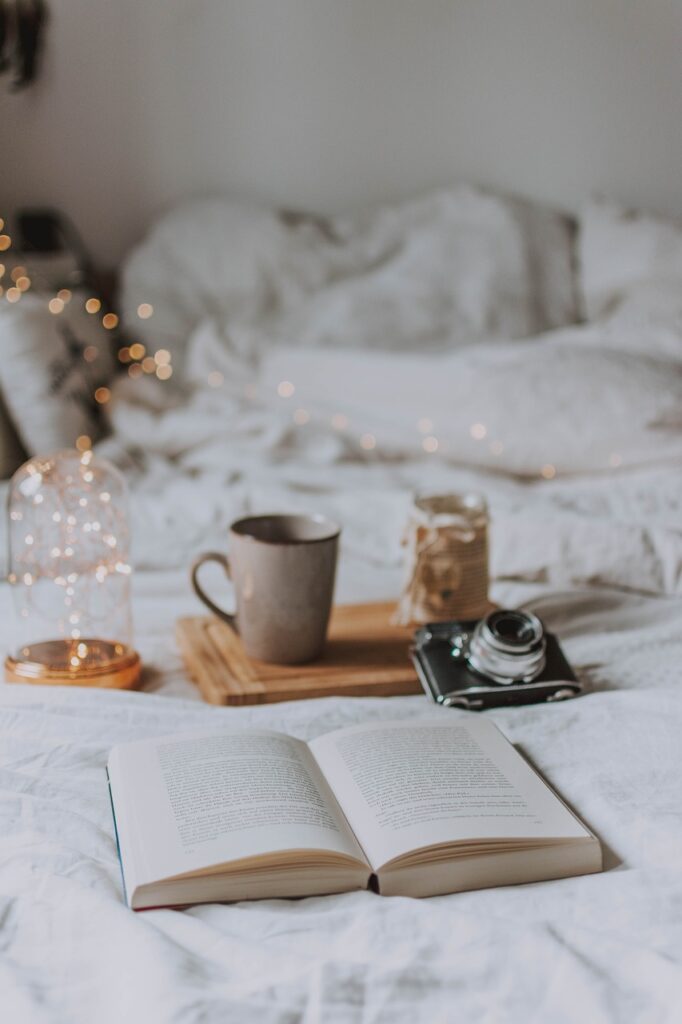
[578,198,682,320]
[120,187,578,371]
[85,303,682,600]
[1,578,682,1024]
[3,199,682,1022]
[259,329,682,476]
[2,364,682,1024]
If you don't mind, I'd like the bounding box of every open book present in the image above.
[107,718,601,909]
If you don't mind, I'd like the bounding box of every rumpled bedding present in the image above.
[2,191,682,1022]
[120,188,578,369]
[98,305,682,599]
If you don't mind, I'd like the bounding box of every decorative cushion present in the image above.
[0,291,116,455]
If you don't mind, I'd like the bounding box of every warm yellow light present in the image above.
[154,348,171,365]
[541,464,556,479]
[137,302,154,319]
[360,433,376,450]
[129,342,145,360]
[83,345,98,363]
[470,423,487,440]
[277,380,295,398]
[142,356,156,373]
[422,435,439,453]
[94,386,111,404]
[85,297,101,314]
[48,297,65,314]
[118,346,131,363]
[156,364,172,380]
[0,264,4,278]
[75,435,92,452]
[0,235,11,251]
[16,275,31,292]
[102,313,118,330]
[128,363,143,379]
[10,265,26,281]
[57,288,72,302]
[6,287,21,302]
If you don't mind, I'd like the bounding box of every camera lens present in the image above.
[488,610,539,647]
[466,608,546,685]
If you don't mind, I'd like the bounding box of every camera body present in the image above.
[411,609,581,711]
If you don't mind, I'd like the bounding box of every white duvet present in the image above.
[2,193,682,1022]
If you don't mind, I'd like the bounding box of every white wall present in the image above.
[2,0,682,266]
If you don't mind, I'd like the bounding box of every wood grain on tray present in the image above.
[176,602,421,705]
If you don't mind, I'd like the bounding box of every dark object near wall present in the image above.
[16,207,94,284]
[0,0,48,90]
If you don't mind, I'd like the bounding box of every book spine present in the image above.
[106,767,129,908]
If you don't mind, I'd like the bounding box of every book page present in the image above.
[108,729,367,887]
[310,718,590,870]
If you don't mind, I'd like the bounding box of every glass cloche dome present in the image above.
[5,449,141,688]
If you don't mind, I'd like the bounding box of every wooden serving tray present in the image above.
[176,602,421,706]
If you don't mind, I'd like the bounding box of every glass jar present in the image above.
[394,492,490,624]
[4,448,141,688]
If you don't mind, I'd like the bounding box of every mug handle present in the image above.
[190,552,237,629]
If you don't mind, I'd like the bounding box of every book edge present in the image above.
[107,766,130,908]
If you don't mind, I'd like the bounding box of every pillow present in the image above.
[260,331,682,477]
[242,189,579,355]
[579,199,682,320]
[120,187,579,374]
[120,199,290,372]
[0,291,116,455]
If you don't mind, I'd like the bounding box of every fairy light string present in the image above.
[8,450,132,668]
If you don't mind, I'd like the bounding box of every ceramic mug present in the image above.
[191,514,340,664]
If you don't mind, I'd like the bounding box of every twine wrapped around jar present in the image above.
[394,493,490,625]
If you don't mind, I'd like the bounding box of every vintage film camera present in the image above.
[411,608,581,711]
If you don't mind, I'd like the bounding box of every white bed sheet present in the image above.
[2,501,682,1023]
[2,286,682,1022]
[2,576,682,1023]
